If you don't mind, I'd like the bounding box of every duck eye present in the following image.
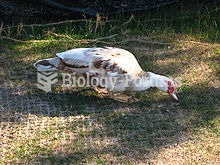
[167,81,172,86]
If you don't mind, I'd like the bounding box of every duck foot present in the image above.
[94,88,139,102]
[108,92,133,103]
[94,87,109,98]
[94,87,108,94]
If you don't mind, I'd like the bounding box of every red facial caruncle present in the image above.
[166,80,178,101]
[166,81,175,93]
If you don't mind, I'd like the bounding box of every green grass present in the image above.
[0,0,220,164]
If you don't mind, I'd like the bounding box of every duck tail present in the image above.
[34,57,60,72]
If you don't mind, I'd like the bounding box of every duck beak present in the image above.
[170,93,178,101]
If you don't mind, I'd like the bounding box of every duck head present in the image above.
[158,77,178,101]
[150,73,178,101]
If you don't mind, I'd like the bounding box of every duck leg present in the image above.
[94,87,109,98]
[108,91,132,102]
[94,87,108,94]
[94,88,138,102]
[125,91,140,102]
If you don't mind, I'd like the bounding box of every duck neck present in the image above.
[132,72,160,91]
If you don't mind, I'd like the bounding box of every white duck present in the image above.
[34,47,178,102]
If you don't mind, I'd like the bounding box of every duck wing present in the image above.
[89,47,143,77]
[56,47,143,76]
[56,48,94,68]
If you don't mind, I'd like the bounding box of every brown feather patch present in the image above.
[93,60,103,69]
[121,70,127,74]
[102,61,109,69]
[109,63,116,70]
